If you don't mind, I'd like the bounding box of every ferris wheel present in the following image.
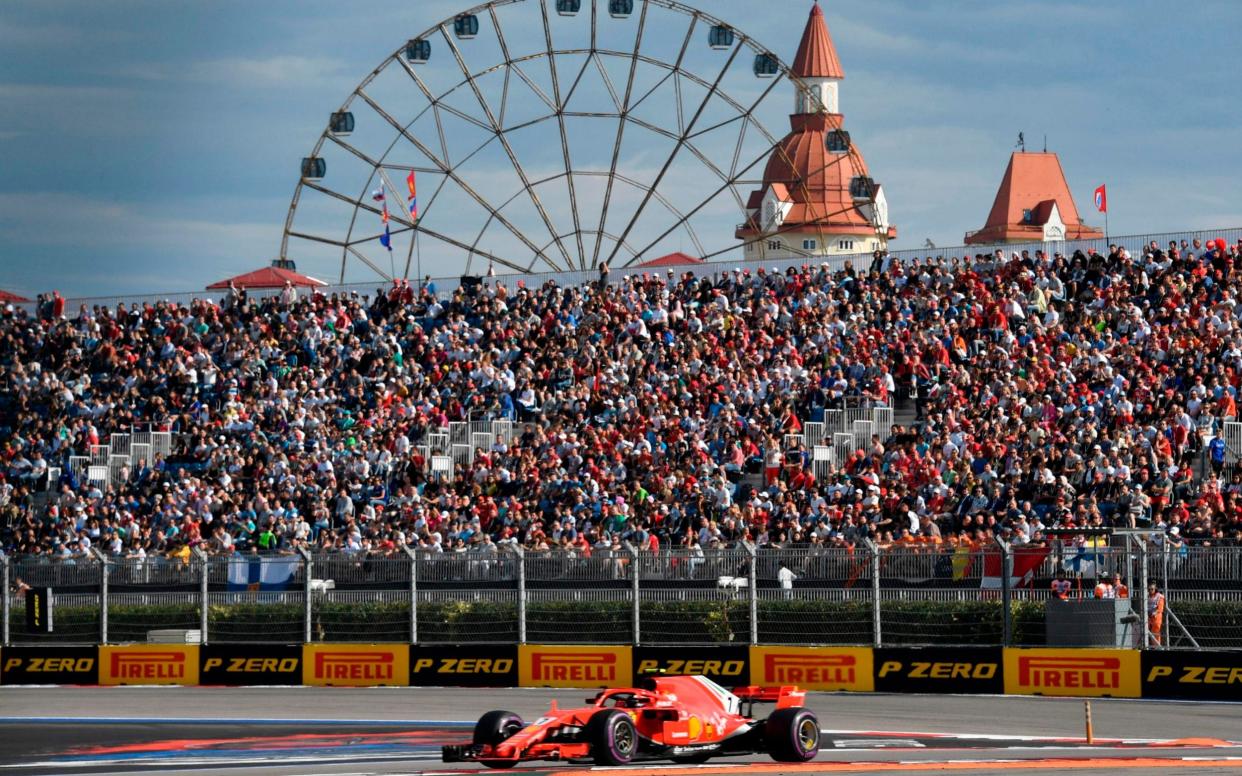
[280,0,876,283]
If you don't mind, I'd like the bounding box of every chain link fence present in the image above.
[3,543,1239,648]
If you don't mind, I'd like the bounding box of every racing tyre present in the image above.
[473,710,524,746]
[474,711,524,770]
[764,707,819,763]
[588,709,638,766]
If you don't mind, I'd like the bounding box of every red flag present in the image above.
[1093,184,1107,213]
[980,545,1049,589]
[406,170,418,220]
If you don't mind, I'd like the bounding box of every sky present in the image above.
[2,0,1241,298]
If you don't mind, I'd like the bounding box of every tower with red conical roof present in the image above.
[737,1,895,260]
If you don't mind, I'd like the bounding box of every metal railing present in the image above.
[4,543,1239,649]
[14,226,1242,320]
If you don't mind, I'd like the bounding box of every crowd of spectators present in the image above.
[3,234,1242,569]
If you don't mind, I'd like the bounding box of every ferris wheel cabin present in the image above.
[328,111,354,136]
[753,52,778,77]
[454,14,479,39]
[708,25,734,50]
[556,0,581,16]
[300,157,326,181]
[608,0,633,18]
[405,38,431,63]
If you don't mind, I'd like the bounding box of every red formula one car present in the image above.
[442,674,820,768]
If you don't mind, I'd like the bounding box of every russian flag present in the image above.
[228,555,299,592]
[407,170,418,219]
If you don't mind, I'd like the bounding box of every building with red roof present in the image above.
[737,1,895,260]
[965,151,1104,245]
[206,260,327,290]
[636,252,702,268]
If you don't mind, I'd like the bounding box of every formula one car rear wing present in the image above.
[732,685,807,711]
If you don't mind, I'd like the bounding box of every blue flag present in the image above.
[380,224,392,251]
[227,556,298,592]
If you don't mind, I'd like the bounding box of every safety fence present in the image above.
[4,543,1240,650]
[18,225,1242,317]
[0,642,1238,703]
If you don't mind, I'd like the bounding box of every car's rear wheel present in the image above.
[764,707,819,762]
[588,709,638,766]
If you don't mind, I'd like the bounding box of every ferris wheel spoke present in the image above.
[623,135,777,266]
[537,0,588,269]
[355,88,566,272]
[344,245,395,280]
[440,22,578,272]
[590,52,624,113]
[605,34,740,267]
[590,0,648,268]
[416,226,531,274]
[324,133,384,170]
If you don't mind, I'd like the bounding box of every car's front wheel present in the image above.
[588,709,638,766]
[764,707,820,762]
[474,709,524,768]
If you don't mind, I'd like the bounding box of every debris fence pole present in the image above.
[1138,538,1150,649]
[402,545,418,644]
[298,548,312,643]
[746,543,758,646]
[92,548,109,644]
[996,538,1012,646]
[627,544,641,647]
[515,546,527,645]
[1,551,9,646]
[194,548,209,644]
[863,539,881,647]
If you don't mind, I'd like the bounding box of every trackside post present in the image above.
[297,547,312,642]
[401,543,418,644]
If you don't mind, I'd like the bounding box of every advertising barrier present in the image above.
[748,646,874,692]
[1002,648,1140,698]
[100,645,200,686]
[0,643,1235,701]
[302,644,409,687]
[1142,650,1242,701]
[518,645,632,688]
[200,644,302,686]
[634,645,749,685]
[875,647,1003,695]
[1,646,98,685]
[410,644,518,687]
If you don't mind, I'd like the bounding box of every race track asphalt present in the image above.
[0,687,1239,776]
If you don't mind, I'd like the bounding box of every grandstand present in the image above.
[3,231,1242,648]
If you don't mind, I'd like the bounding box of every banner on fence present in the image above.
[100,645,200,686]
[200,644,302,686]
[874,647,1002,694]
[302,644,408,687]
[410,644,517,687]
[25,588,53,634]
[634,645,749,685]
[1142,650,1242,701]
[1002,648,1139,698]
[518,645,632,688]
[749,646,874,692]
[1,646,98,685]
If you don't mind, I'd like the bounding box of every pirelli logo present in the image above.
[302,645,408,686]
[533,652,614,682]
[766,653,855,684]
[1003,649,1139,698]
[100,646,199,685]
[518,646,632,688]
[316,652,393,680]
[749,647,874,692]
